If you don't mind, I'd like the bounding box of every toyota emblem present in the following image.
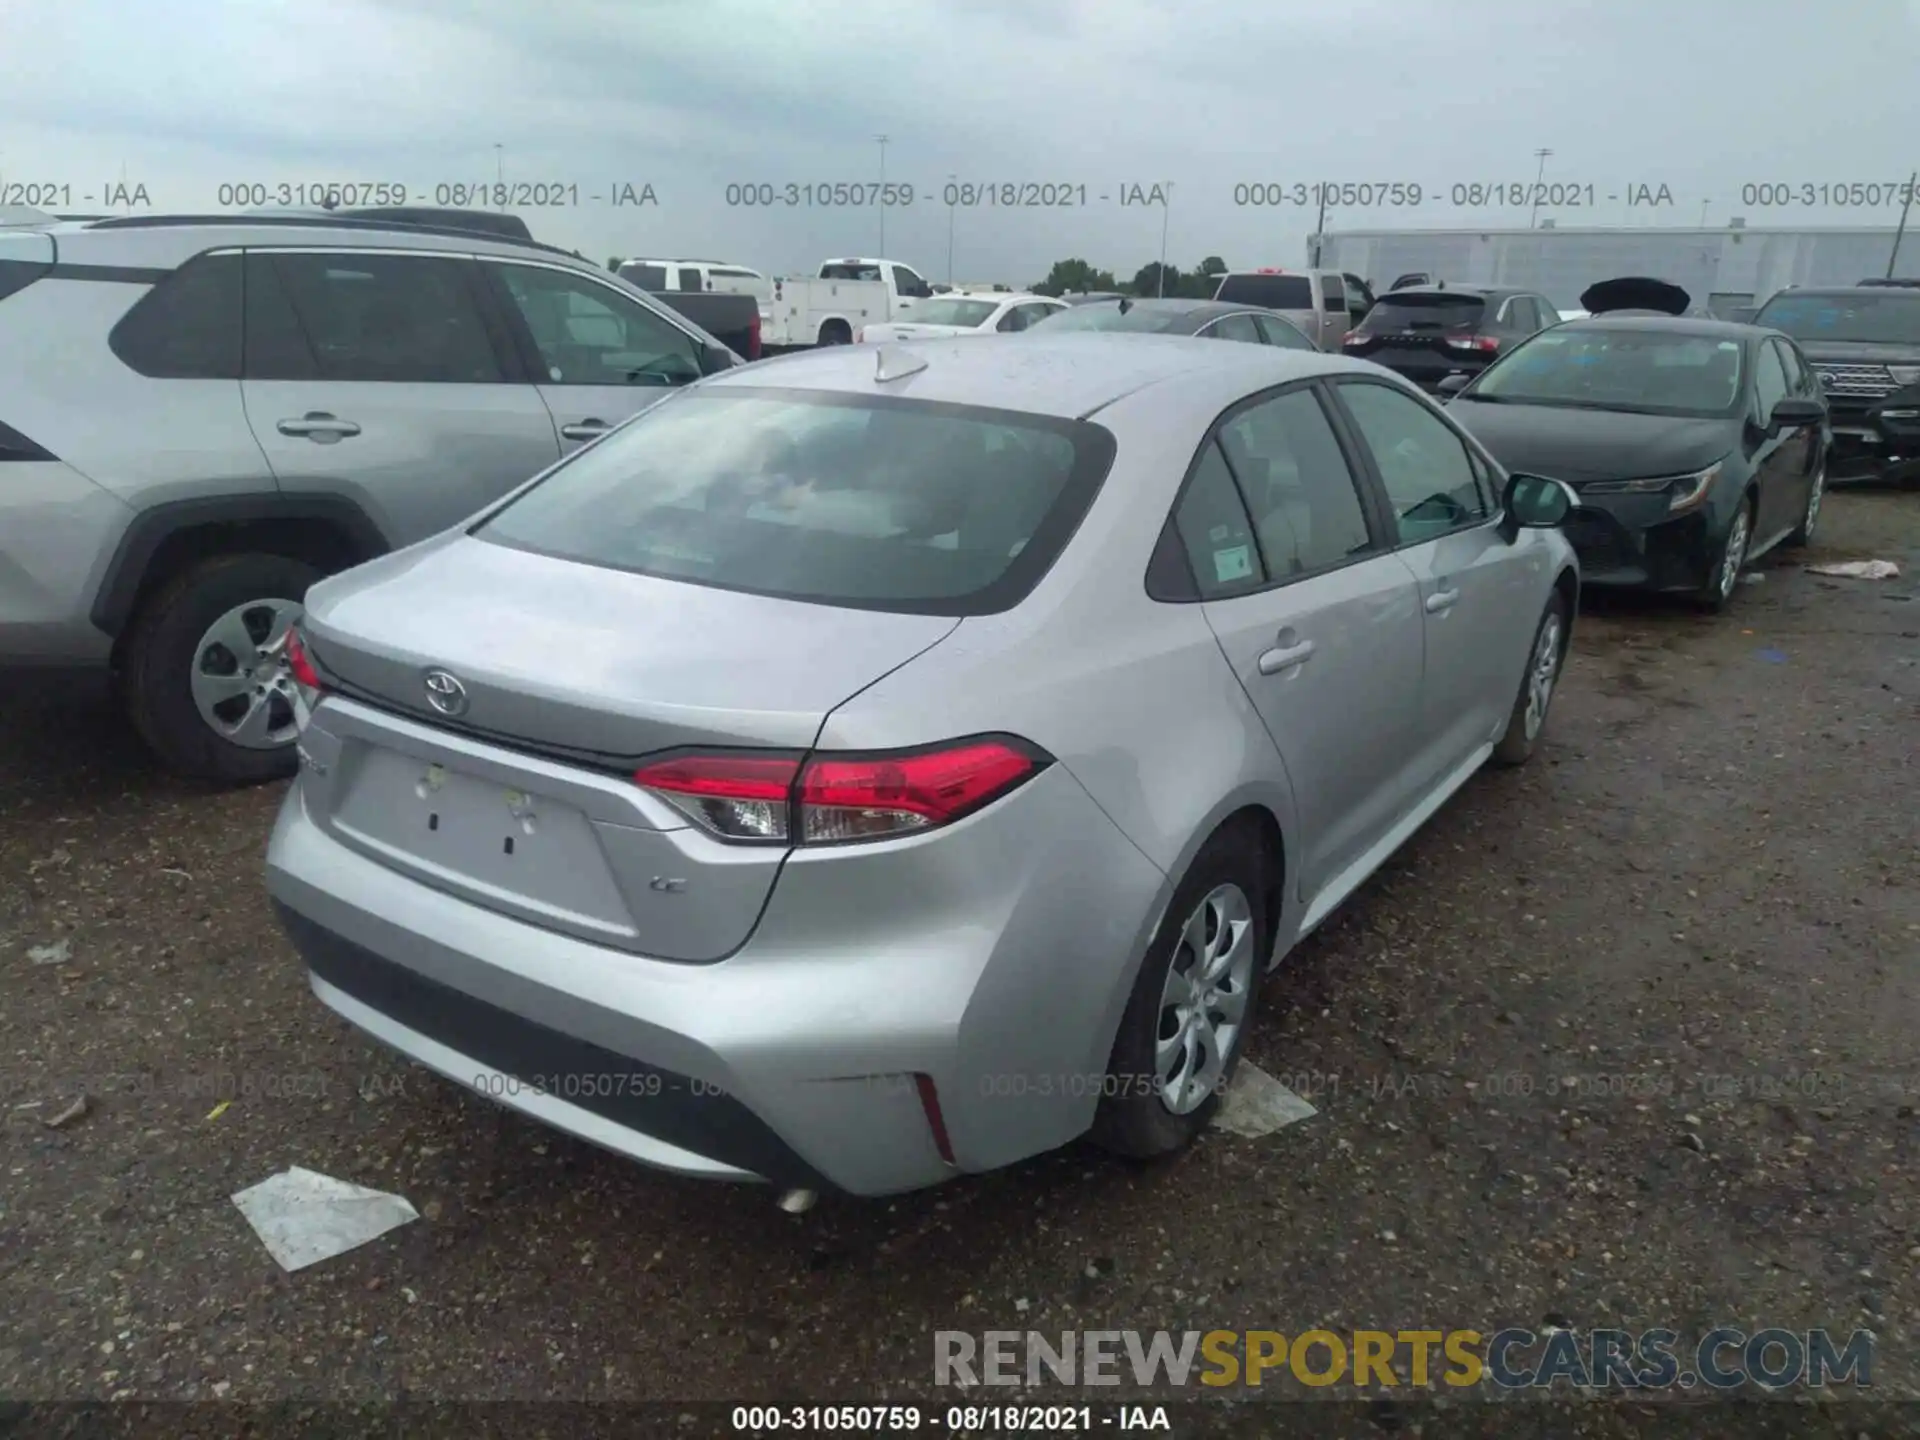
[422,668,469,717]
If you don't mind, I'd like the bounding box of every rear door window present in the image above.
[1321,276,1345,312]
[1218,387,1376,577]
[1203,313,1264,345]
[1252,314,1314,349]
[244,252,505,383]
[674,267,703,292]
[1214,273,1314,309]
[109,251,243,379]
[474,389,1118,616]
[621,263,668,291]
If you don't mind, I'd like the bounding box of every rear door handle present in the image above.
[1257,639,1316,675]
[1425,587,1460,614]
[560,419,611,441]
[277,412,361,441]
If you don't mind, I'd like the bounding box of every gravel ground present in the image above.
[2,489,1916,1432]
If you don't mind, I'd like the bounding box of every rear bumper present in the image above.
[265,758,1170,1196]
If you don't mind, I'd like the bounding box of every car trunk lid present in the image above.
[295,534,960,959]
[1344,293,1490,380]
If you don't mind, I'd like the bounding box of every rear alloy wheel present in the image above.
[1785,464,1824,547]
[1092,824,1268,1159]
[122,553,323,786]
[1492,589,1569,767]
[1697,498,1752,614]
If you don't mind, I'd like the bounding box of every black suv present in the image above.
[1340,284,1558,391]
[1750,285,1920,480]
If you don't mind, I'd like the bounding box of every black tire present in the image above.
[817,320,852,346]
[1695,493,1755,615]
[122,552,324,786]
[1784,462,1824,548]
[1492,588,1569,767]
[1090,821,1272,1159]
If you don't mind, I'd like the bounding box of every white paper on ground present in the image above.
[1808,559,1900,580]
[231,1166,420,1271]
[1211,1062,1319,1138]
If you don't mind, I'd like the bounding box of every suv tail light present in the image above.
[748,310,763,360]
[632,736,1050,846]
[1445,335,1500,354]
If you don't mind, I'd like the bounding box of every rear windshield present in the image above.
[618,263,668,291]
[1355,295,1487,333]
[909,298,999,327]
[1028,302,1178,333]
[1753,290,1920,345]
[1214,274,1312,308]
[474,388,1118,616]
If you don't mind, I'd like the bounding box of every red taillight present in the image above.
[915,1074,956,1165]
[799,740,1040,843]
[748,310,762,360]
[1445,334,1499,353]
[284,626,323,690]
[632,753,799,841]
[632,738,1047,845]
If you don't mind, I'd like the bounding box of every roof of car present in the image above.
[54,212,582,264]
[705,332,1359,419]
[1378,284,1525,300]
[943,290,1051,304]
[1559,314,1766,340]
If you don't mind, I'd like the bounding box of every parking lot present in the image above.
[2,488,1915,1415]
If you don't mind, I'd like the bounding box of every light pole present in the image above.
[1528,148,1552,228]
[946,172,957,284]
[1888,169,1918,278]
[875,135,889,256]
[1158,182,1174,297]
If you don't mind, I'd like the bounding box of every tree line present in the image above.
[1029,255,1231,298]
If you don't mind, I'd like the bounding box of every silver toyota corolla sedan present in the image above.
[265,333,1579,1201]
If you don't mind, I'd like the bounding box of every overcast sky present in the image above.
[4,0,1919,285]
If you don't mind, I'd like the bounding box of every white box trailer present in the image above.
[1313,225,1920,318]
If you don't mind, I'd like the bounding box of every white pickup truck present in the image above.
[763,257,936,348]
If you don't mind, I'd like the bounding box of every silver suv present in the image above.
[0,213,740,784]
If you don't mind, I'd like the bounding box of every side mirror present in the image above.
[698,344,737,376]
[1501,472,1574,538]
[1436,373,1472,397]
[1769,396,1825,431]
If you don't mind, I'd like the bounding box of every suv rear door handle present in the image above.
[560,419,611,441]
[277,412,361,441]
[1425,587,1460,614]
[1257,637,1316,675]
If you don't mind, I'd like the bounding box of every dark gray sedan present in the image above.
[1030,297,1316,348]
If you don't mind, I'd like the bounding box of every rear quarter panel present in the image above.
[813,367,1309,1083]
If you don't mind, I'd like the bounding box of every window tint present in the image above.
[110,252,242,379]
[1321,276,1344,312]
[1506,297,1539,332]
[997,304,1037,332]
[1753,340,1790,417]
[1354,295,1486,335]
[1219,387,1376,576]
[891,264,929,297]
[674,267,703,292]
[620,263,668,291]
[476,391,1115,616]
[1020,302,1061,327]
[495,262,700,387]
[1337,381,1490,543]
[1253,314,1314,349]
[1534,296,1560,326]
[1774,339,1814,396]
[247,252,503,384]
[1214,273,1313,309]
[1204,313,1264,344]
[1171,443,1263,599]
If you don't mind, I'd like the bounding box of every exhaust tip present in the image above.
[777,1187,817,1215]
